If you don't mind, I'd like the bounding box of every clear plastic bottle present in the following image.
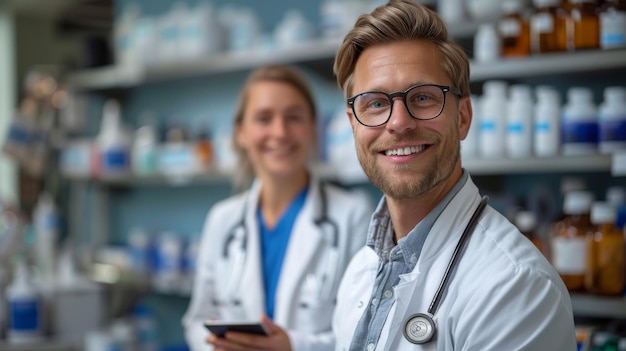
[598,86,626,153]
[530,0,568,53]
[600,0,626,49]
[506,84,534,158]
[479,81,508,158]
[499,0,531,57]
[533,85,561,157]
[550,190,594,292]
[586,202,626,295]
[566,0,600,50]
[561,87,598,155]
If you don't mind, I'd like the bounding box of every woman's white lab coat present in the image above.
[333,177,577,350]
[182,176,372,351]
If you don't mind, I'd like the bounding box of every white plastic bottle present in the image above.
[600,0,626,49]
[598,86,626,153]
[33,192,59,283]
[561,87,598,155]
[533,85,561,157]
[506,84,533,158]
[461,94,480,159]
[97,100,131,179]
[6,260,42,344]
[479,80,508,158]
[475,23,501,62]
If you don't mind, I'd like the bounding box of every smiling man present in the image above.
[331,1,576,350]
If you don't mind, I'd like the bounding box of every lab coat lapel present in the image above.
[239,181,265,320]
[384,178,482,349]
[273,180,323,325]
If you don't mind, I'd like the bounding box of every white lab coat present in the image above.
[333,176,577,351]
[183,176,373,351]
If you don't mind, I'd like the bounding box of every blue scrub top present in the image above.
[257,185,309,319]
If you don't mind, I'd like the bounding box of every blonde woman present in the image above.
[182,65,373,351]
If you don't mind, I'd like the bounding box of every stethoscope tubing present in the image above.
[428,195,489,315]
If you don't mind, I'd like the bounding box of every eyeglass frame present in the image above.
[346,83,462,127]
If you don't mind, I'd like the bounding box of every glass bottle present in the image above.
[566,0,601,50]
[531,0,568,53]
[195,129,214,172]
[499,0,531,57]
[586,202,626,295]
[550,190,594,292]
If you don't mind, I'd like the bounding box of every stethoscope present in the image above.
[402,195,489,345]
[221,183,340,306]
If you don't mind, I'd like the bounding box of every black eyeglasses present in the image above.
[347,84,462,127]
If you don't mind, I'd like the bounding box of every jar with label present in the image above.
[499,0,531,57]
[533,85,561,157]
[530,0,568,53]
[550,190,594,292]
[585,202,626,295]
[561,87,598,155]
[600,0,626,49]
[566,0,600,50]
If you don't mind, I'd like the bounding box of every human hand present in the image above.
[206,315,292,351]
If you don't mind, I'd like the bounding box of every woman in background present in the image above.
[182,65,373,351]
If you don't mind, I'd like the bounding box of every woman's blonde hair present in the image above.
[231,65,318,190]
[333,0,470,98]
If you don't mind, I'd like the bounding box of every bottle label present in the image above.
[10,299,40,331]
[531,13,554,33]
[551,237,588,274]
[599,117,626,143]
[507,122,524,134]
[102,148,129,171]
[561,120,598,144]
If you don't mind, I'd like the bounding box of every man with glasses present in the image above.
[331,1,576,350]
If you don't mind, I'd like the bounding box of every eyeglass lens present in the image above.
[352,85,446,126]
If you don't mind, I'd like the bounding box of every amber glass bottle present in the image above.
[567,0,601,50]
[500,0,531,57]
[586,202,626,295]
[550,191,594,292]
[531,0,569,53]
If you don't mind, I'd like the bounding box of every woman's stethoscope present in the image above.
[402,195,489,345]
[221,183,340,306]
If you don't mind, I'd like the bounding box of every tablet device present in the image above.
[204,321,270,338]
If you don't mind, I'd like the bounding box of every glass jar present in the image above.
[550,190,594,292]
[531,0,568,53]
[585,202,626,295]
[499,0,531,57]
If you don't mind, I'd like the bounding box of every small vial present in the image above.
[550,190,594,292]
[598,86,626,153]
[499,0,531,57]
[533,86,561,157]
[530,0,568,53]
[600,0,626,49]
[586,202,626,295]
[561,87,598,155]
[566,0,600,51]
[506,84,533,158]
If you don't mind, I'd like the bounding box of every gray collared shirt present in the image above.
[348,171,469,351]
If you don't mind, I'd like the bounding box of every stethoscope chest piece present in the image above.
[403,313,436,344]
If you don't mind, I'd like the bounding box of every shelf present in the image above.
[0,341,78,351]
[464,154,613,175]
[470,49,626,82]
[66,44,626,91]
[65,171,232,187]
[571,294,626,319]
